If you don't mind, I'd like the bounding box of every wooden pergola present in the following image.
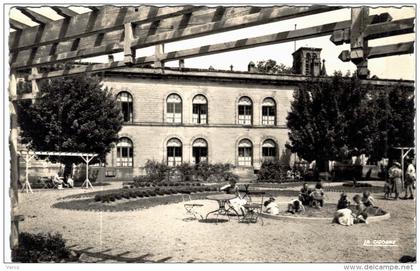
[8,4,415,250]
[19,151,98,193]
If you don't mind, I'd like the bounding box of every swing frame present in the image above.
[19,150,98,193]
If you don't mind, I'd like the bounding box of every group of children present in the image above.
[263,182,326,215]
[333,191,386,226]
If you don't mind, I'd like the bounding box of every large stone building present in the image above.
[101,47,327,180]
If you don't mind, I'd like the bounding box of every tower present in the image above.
[292,47,322,76]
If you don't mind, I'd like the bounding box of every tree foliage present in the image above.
[17,75,123,166]
[255,59,293,74]
[286,72,414,169]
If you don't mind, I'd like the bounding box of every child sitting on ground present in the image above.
[362,191,375,207]
[310,182,325,208]
[298,183,312,206]
[337,192,351,210]
[263,197,280,215]
[287,199,305,214]
[361,191,386,216]
[352,194,368,224]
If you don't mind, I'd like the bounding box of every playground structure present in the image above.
[8,4,415,250]
[19,151,98,193]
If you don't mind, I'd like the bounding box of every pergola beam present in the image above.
[51,7,79,18]
[26,14,384,80]
[9,5,201,52]
[11,5,340,69]
[10,18,32,30]
[15,7,55,25]
[330,17,415,45]
[338,41,414,62]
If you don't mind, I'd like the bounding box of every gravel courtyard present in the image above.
[17,182,416,263]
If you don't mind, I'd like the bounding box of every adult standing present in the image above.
[388,161,403,200]
[404,159,416,199]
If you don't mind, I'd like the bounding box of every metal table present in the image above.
[205,194,239,222]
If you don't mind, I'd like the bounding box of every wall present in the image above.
[102,75,296,176]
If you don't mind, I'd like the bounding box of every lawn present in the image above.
[16,181,416,263]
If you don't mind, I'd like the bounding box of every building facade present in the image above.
[102,69,300,179]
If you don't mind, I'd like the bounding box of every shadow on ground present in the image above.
[67,245,175,263]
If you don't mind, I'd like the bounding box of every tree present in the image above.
[255,59,293,74]
[286,72,415,171]
[286,72,372,171]
[18,75,123,176]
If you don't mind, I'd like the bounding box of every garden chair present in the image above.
[182,193,203,221]
[240,191,265,225]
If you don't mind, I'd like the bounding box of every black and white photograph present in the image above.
[1,1,417,269]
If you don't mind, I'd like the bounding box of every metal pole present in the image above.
[85,156,89,189]
[401,149,405,188]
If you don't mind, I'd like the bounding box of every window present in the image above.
[167,138,182,166]
[116,137,133,167]
[262,98,276,125]
[192,95,208,124]
[262,139,277,160]
[166,94,182,123]
[238,139,253,166]
[238,97,252,125]
[117,92,133,122]
[192,138,208,164]
[305,53,311,75]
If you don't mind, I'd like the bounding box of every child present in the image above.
[384,178,392,199]
[263,197,280,215]
[352,194,368,224]
[337,192,351,210]
[310,182,324,208]
[298,183,312,206]
[287,199,305,214]
[361,191,375,207]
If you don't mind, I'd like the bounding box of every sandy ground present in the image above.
[17,182,416,263]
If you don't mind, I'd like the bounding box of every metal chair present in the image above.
[240,191,265,225]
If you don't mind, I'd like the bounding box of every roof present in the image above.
[103,66,414,88]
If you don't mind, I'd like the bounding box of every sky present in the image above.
[8,5,415,80]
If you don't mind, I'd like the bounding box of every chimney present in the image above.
[321,59,327,76]
[178,59,185,69]
[248,61,257,73]
[108,55,114,63]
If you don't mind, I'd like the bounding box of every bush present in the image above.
[257,160,289,182]
[12,232,76,263]
[94,194,101,202]
[176,163,195,182]
[144,160,169,182]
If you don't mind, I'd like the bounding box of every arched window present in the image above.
[262,98,276,125]
[166,94,182,123]
[116,137,133,167]
[192,138,208,164]
[262,139,277,160]
[238,139,253,166]
[167,138,182,166]
[117,92,133,122]
[238,97,252,125]
[192,95,208,124]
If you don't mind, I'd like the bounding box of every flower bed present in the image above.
[94,185,218,203]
